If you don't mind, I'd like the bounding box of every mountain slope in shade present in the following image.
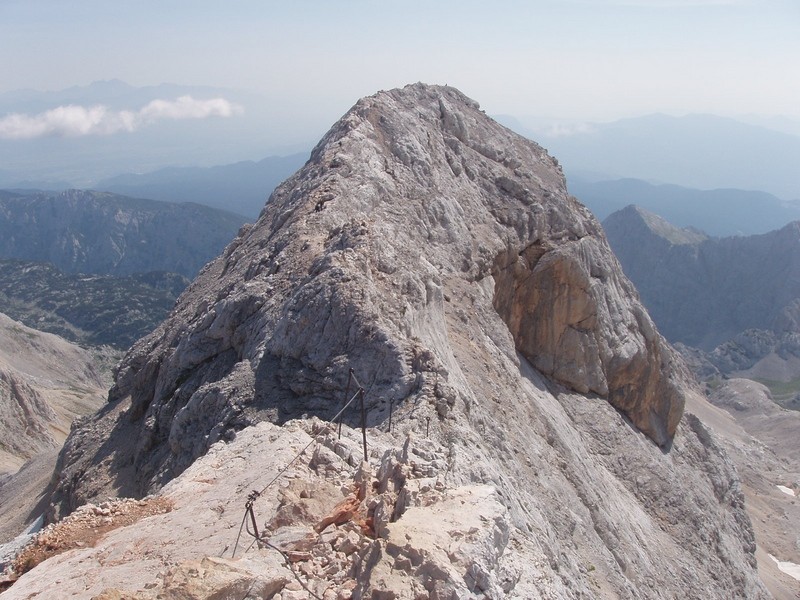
[603,205,800,351]
[0,312,110,476]
[0,313,116,560]
[0,189,246,278]
[24,84,768,598]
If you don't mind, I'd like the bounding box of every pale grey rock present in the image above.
[269,526,319,554]
[146,555,289,599]
[673,342,722,382]
[709,378,800,465]
[3,422,312,598]
[678,328,800,404]
[694,379,800,598]
[11,408,771,599]
[43,84,767,598]
[710,329,780,372]
[352,484,511,599]
[708,328,800,380]
[0,514,42,574]
[0,370,57,462]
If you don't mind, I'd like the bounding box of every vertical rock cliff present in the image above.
[44,84,767,598]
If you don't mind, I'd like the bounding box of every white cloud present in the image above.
[0,96,242,140]
[139,96,241,122]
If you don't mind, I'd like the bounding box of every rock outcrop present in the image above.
[687,379,800,597]
[0,370,57,469]
[0,311,112,565]
[40,84,768,598]
[5,413,770,599]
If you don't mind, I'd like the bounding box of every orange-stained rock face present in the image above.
[493,232,686,447]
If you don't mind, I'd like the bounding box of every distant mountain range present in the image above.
[603,205,800,399]
[0,189,246,277]
[73,147,800,235]
[4,81,800,208]
[602,205,800,351]
[95,153,306,218]
[0,188,246,349]
[571,177,800,236]
[601,205,800,413]
[501,113,800,202]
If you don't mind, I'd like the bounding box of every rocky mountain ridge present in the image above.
[680,378,800,597]
[0,313,116,578]
[571,177,800,236]
[19,84,769,598]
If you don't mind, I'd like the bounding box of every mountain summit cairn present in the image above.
[32,84,768,599]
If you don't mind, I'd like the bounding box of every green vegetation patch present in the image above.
[752,376,800,410]
[0,259,189,349]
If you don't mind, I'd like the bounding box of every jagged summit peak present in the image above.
[54,82,687,505]
[277,82,570,238]
[37,85,768,599]
[773,218,800,239]
[365,82,481,108]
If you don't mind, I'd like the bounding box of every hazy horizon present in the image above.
[1,0,799,198]
[2,1,798,128]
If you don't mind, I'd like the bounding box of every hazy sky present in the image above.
[1,0,798,126]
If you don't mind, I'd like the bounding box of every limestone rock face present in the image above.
[493,233,684,445]
[8,414,767,599]
[690,379,800,598]
[0,370,57,466]
[44,84,767,598]
[57,84,682,496]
